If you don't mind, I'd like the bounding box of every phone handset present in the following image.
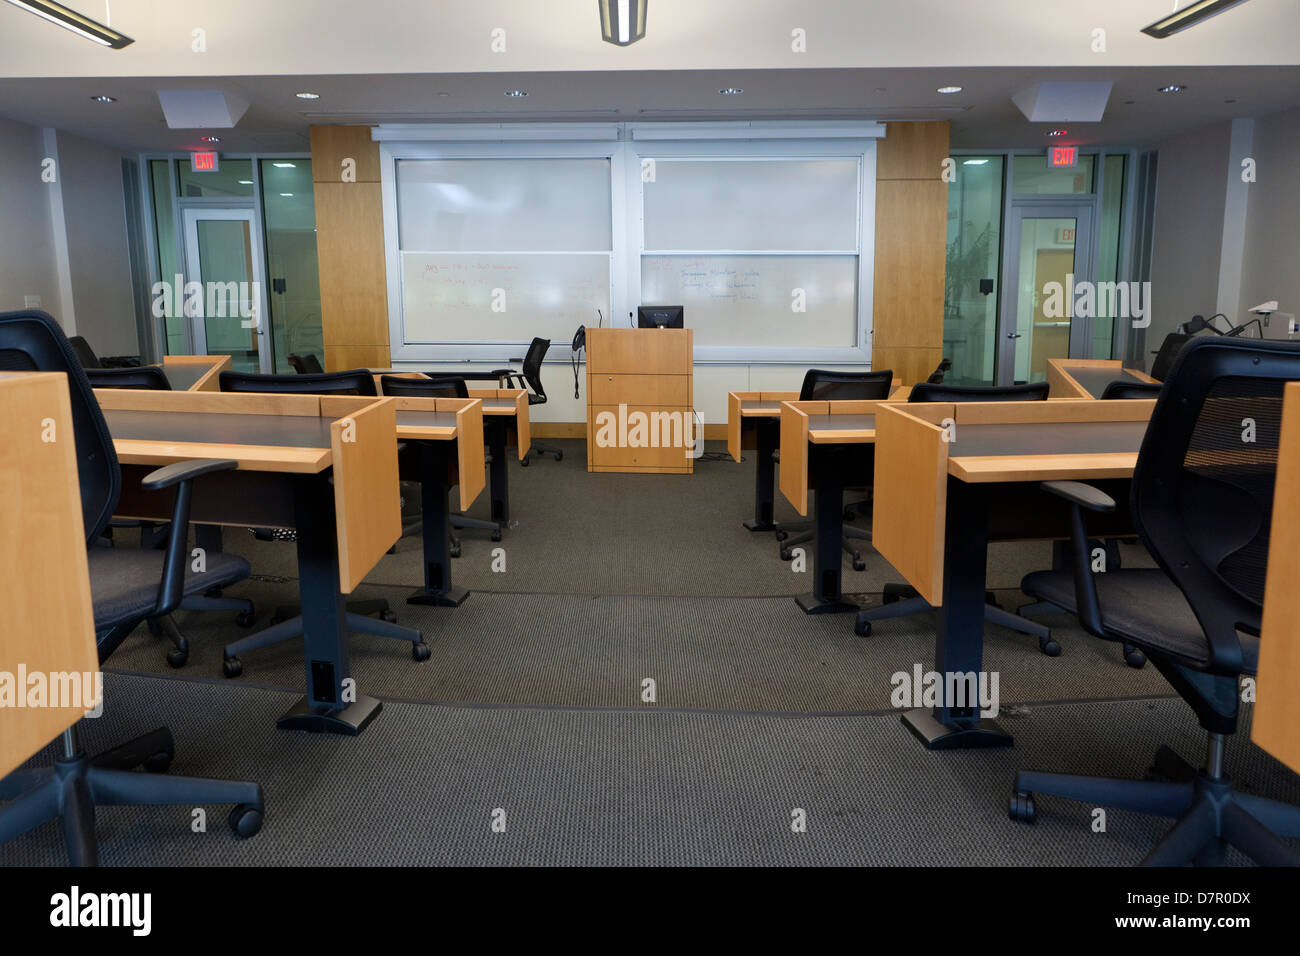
[571,323,587,398]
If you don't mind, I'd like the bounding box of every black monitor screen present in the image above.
[637,305,684,329]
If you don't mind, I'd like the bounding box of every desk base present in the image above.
[742,518,779,532]
[795,592,858,615]
[902,708,1013,750]
[277,694,383,736]
[407,586,469,608]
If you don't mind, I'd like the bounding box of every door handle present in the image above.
[1006,332,1023,339]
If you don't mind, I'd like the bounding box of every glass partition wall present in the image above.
[943,149,1137,386]
[142,154,323,373]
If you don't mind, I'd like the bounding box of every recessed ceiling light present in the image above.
[279,193,293,197]
[295,92,320,100]
[962,159,990,166]
[200,135,220,143]
[1224,98,1237,104]
[437,92,451,97]
[1158,84,1187,93]
[237,180,253,185]
[504,90,528,97]
[272,162,296,168]
[1048,129,1069,137]
[719,88,743,95]
[90,95,116,103]
[937,86,963,94]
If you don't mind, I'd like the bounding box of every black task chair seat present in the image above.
[89,548,251,635]
[1021,568,1258,672]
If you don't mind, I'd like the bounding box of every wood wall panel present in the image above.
[313,179,390,353]
[310,126,382,183]
[875,121,950,181]
[325,345,391,372]
[871,347,943,386]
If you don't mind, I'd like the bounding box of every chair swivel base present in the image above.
[1011,744,1300,866]
[276,693,383,737]
[519,443,563,466]
[0,728,263,867]
[451,513,504,542]
[1017,599,1147,668]
[902,708,1013,750]
[856,590,1056,655]
[222,612,428,678]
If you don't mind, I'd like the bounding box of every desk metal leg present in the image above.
[795,448,857,614]
[277,473,382,736]
[487,418,509,524]
[743,418,779,532]
[408,440,469,607]
[902,477,1011,749]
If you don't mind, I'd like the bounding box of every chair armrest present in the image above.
[141,459,238,491]
[1040,480,1115,512]
[1040,481,1109,637]
[145,459,237,616]
[498,370,527,389]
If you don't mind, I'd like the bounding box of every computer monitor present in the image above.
[637,305,684,329]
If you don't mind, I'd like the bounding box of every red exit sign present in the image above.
[1048,146,1078,168]
[191,151,220,172]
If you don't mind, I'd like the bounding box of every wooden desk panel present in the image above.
[162,353,231,391]
[1047,358,1159,400]
[587,328,693,474]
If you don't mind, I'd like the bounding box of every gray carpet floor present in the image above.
[4,437,1295,866]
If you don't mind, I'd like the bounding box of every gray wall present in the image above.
[1147,120,1232,345]
[1238,106,1300,336]
[0,116,60,318]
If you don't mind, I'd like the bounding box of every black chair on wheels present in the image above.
[1009,337,1300,866]
[854,380,1058,651]
[773,369,895,571]
[379,374,504,550]
[0,310,263,865]
[217,368,428,678]
[1100,379,1162,400]
[68,334,102,369]
[287,352,324,375]
[494,337,562,466]
[85,365,171,391]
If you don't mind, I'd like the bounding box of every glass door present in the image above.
[180,206,271,373]
[998,202,1095,384]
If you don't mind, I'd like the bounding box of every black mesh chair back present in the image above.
[0,311,120,545]
[220,368,377,396]
[799,369,894,401]
[86,365,172,390]
[69,335,101,368]
[287,353,324,375]
[908,380,1050,403]
[926,358,952,384]
[1100,380,1162,400]
[380,374,468,398]
[1131,337,1300,675]
[1150,332,1195,382]
[520,337,551,401]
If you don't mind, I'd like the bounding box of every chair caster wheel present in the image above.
[851,556,866,572]
[779,547,794,561]
[142,751,173,774]
[166,648,188,669]
[774,530,789,541]
[1038,636,1061,657]
[235,609,255,628]
[450,544,462,558]
[1123,645,1146,668]
[222,657,243,679]
[412,640,431,662]
[228,804,263,838]
[854,619,871,637]
[1009,790,1036,823]
[520,456,529,467]
[380,610,398,623]
[554,451,563,461]
[491,530,502,542]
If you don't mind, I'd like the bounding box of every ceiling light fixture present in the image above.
[1141,0,1252,38]
[962,159,990,166]
[719,88,743,95]
[504,90,528,97]
[280,193,293,197]
[1157,84,1188,93]
[295,92,320,100]
[200,135,220,143]
[90,94,116,103]
[3,0,134,48]
[599,0,647,46]
[272,162,296,168]
[237,180,253,185]
[937,86,963,94]
[1048,129,1069,137]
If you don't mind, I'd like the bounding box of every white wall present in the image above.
[1237,106,1300,336]
[0,116,60,318]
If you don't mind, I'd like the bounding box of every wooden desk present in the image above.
[872,398,1155,749]
[0,372,99,778]
[96,387,404,735]
[1046,358,1158,400]
[587,328,694,474]
[1254,380,1300,774]
[160,354,231,392]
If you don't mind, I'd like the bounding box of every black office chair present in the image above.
[0,310,263,865]
[774,369,895,571]
[1010,337,1300,866]
[68,335,102,369]
[496,337,562,466]
[85,365,171,391]
[379,374,504,550]
[287,352,324,375]
[218,368,428,677]
[926,357,953,384]
[1100,380,1162,400]
[1150,331,1195,382]
[855,380,1057,650]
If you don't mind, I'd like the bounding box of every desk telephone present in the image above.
[571,316,591,398]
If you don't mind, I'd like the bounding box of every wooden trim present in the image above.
[727,391,759,462]
[1253,381,1300,774]
[112,440,331,473]
[162,353,231,391]
[778,401,812,516]
[871,403,949,606]
[535,422,586,439]
[453,399,486,511]
[1045,358,1093,399]
[511,389,531,459]
[0,373,100,778]
[949,453,1140,483]
[330,397,401,594]
[1047,358,1160,400]
[95,388,323,418]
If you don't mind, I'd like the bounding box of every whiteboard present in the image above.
[401,252,610,344]
[641,255,857,348]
